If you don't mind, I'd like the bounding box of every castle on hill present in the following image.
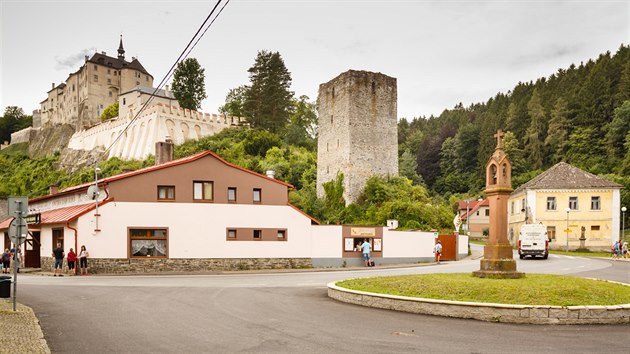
[10,37,242,160]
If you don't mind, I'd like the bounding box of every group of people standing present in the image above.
[611,240,628,259]
[52,244,89,276]
[1,247,21,274]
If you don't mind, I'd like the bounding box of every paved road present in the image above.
[17,252,630,353]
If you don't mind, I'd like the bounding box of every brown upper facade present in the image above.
[31,150,294,207]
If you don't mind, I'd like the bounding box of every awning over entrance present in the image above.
[0,202,99,230]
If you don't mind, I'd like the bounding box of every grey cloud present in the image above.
[54,48,97,70]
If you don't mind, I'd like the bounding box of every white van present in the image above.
[518,224,548,259]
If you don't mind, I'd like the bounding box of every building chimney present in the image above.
[52,83,55,89]
[164,85,169,96]
[49,184,59,195]
[266,170,275,179]
[155,137,174,165]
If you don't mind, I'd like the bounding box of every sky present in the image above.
[1,0,629,119]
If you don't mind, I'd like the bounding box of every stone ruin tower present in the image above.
[316,70,398,204]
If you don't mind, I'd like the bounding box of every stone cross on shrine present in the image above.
[473,129,523,279]
[494,129,504,149]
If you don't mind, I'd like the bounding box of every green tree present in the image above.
[606,101,630,158]
[502,131,525,175]
[399,148,423,185]
[100,101,119,121]
[219,85,247,117]
[243,50,294,133]
[0,106,32,143]
[545,97,570,163]
[322,172,346,224]
[172,58,207,110]
[524,88,546,169]
[284,95,317,149]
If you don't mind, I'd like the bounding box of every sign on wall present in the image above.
[351,227,375,237]
[344,238,354,251]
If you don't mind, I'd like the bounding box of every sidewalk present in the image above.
[0,298,50,353]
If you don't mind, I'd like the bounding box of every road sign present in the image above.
[8,217,27,245]
[564,229,572,233]
[7,197,28,217]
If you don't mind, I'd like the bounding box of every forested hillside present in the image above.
[400,45,630,203]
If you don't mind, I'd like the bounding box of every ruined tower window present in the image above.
[332,87,335,98]
[93,75,98,82]
[337,139,339,148]
[326,142,329,152]
[371,82,376,94]
[108,91,112,97]
[331,115,333,124]
[94,65,97,71]
[107,78,112,84]
[107,69,111,74]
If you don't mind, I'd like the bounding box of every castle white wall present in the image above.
[68,104,242,160]
[10,127,40,144]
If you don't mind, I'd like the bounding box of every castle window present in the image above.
[107,69,111,74]
[107,78,111,84]
[114,71,117,76]
[146,75,149,81]
[136,81,140,86]
[123,98,126,105]
[371,81,376,95]
[331,115,333,124]
[93,75,98,82]
[332,87,335,99]
[108,91,112,97]
[94,65,97,71]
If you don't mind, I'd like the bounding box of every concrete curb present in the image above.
[327,281,630,325]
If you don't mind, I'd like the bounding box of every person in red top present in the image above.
[67,248,77,275]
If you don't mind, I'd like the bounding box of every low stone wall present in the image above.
[41,257,312,274]
[328,282,630,325]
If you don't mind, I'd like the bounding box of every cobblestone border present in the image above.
[327,281,630,324]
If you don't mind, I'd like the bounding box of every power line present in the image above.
[100,0,228,160]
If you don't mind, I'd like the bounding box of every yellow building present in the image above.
[508,162,622,251]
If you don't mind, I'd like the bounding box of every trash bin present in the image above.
[0,275,11,298]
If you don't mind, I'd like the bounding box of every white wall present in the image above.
[75,202,314,259]
[311,225,343,258]
[382,230,435,258]
[458,235,469,255]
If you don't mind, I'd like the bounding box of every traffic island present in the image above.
[327,274,630,325]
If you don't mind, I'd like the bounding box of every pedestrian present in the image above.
[1,249,10,274]
[611,241,619,259]
[360,238,371,267]
[622,242,628,259]
[67,248,77,275]
[52,243,65,277]
[78,245,89,276]
[434,240,443,264]
[15,248,22,273]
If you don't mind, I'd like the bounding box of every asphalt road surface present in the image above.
[16,250,630,353]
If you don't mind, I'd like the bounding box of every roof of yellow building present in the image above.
[512,162,622,194]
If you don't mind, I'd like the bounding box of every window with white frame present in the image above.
[590,196,601,210]
[569,196,578,210]
[546,196,556,210]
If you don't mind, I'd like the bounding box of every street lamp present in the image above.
[565,207,571,252]
[466,200,470,236]
[622,206,627,242]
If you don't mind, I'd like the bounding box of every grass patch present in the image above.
[469,240,487,245]
[336,273,630,306]
[549,250,611,258]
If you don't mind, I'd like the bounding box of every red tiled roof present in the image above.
[0,201,109,230]
[30,151,294,203]
[460,199,489,221]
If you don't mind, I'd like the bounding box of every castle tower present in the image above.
[316,70,398,204]
[118,35,125,60]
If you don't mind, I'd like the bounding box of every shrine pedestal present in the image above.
[473,244,524,279]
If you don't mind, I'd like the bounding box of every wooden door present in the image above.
[437,235,457,261]
[25,231,41,268]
